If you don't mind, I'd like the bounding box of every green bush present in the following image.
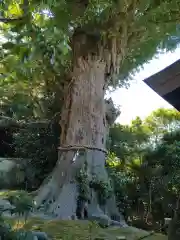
[0,191,35,240]
[13,120,60,189]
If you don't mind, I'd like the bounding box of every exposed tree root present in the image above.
[34,150,127,227]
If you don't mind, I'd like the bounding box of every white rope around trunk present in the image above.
[58,144,108,154]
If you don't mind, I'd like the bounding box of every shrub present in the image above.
[0,191,35,240]
[13,120,60,189]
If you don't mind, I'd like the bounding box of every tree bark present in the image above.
[34,41,126,226]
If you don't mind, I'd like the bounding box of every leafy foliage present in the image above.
[108,117,151,166]
[1,0,180,235]
[90,175,113,206]
[1,0,180,96]
[4,191,34,218]
[76,161,90,202]
[0,191,35,240]
[76,160,113,205]
[1,0,180,201]
[108,108,180,232]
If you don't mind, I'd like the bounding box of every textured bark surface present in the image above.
[34,57,126,225]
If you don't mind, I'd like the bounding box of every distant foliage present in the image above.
[108,109,180,232]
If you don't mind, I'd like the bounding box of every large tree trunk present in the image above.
[34,37,126,226]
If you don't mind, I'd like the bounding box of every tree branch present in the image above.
[0,17,23,23]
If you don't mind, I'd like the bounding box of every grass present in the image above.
[5,218,167,240]
[0,189,35,198]
[1,190,168,240]
[0,190,19,197]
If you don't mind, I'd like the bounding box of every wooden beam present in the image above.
[144,59,180,97]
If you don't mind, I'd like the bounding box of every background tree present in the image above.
[108,108,180,233]
[1,0,180,223]
[144,108,180,145]
[109,117,150,166]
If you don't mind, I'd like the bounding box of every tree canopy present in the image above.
[1,0,180,105]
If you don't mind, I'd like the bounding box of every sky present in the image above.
[110,47,180,125]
